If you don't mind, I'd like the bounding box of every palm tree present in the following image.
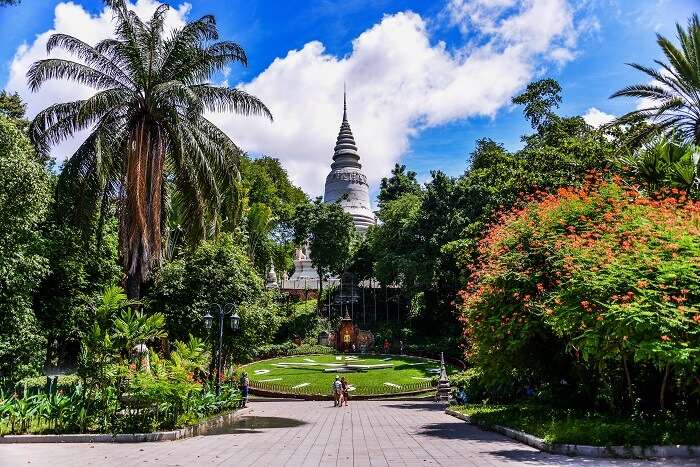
[611,14,700,144]
[28,0,272,298]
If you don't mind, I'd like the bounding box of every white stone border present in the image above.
[0,407,252,444]
[445,408,699,459]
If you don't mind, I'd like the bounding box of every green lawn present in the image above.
[450,403,700,447]
[241,354,455,396]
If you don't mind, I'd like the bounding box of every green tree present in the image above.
[612,14,700,144]
[147,234,279,363]
[0,91,26,122]
[369,193,424,289]
[292,198,356,300]
[512,78,562,130]
[28,0,271,298]
[0,116,51,384]
[237,155,307,276]
[378,164,422,208]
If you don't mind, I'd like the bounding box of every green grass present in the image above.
[450,403,700,447]
[242,354,455,396]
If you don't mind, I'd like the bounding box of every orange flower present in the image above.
[660,335,670,342]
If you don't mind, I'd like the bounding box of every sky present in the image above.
[0,0,697,203]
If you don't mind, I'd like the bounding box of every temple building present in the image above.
[285,92,375,285]
[323,92,376,233]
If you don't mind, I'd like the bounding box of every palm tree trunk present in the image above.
[123,119,165,299]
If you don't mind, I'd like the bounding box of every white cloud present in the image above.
[582,107,615,127]
[217,1,583,196]
[7,0,584,197]
[5,0,190,160]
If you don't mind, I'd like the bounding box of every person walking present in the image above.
[333,376,342,407]
[239,372,249,407]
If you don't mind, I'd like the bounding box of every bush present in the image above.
[148,234,281,363]
[16,374,80,396]
[251,342,334,360]
[459,176,700,410]
[276,299,328,344]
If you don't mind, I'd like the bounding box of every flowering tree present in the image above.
[459,175,700,409]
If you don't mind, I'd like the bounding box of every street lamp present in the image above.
[203,303,239,396]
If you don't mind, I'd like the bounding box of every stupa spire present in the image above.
[332,86,360,169]
[343,83,347,122]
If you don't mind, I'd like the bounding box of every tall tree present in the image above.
[0,116,51,384]
[611,14,700,144]
[28,0,271,298]
[512,78,562,130]
[292,198,355,301]
[378,163,422,208]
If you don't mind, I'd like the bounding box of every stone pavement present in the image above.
[0,400,697,467]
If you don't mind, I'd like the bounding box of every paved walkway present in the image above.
[0,400,697,467]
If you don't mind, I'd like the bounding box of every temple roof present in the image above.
[332,90,361,169]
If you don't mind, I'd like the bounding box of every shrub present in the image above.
[459,176,700,410]
[251,342,334,360]
[148,234,280,363]
[16,374,80,396]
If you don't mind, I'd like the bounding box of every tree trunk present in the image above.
[317,267,323,312]
[660,363,670,410]
[126,273,141,300]
[622,351,633,403]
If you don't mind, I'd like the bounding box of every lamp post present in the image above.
[203,303,240,396]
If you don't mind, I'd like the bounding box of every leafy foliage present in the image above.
[147,234,279,363]
[616,135,699,195]
[28,0,271,297]
[459,177,700,410]
[612,14,700,144]
[292,198,356,282]
[0,117,51,385]
[377,164,422,208]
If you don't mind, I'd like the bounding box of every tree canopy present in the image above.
[28,0,271,298]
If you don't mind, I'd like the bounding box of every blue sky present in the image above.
[0,0,697,200]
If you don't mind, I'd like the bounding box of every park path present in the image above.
[0,400,696,467]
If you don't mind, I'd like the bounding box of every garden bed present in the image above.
[446,403,700,458]
[0,406,252,444]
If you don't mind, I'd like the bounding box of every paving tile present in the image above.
[0,400,691,467]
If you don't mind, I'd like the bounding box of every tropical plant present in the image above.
[618,135,699,195]
[112,309,166,355]
[27,0,272,298]
[611,14,700,144]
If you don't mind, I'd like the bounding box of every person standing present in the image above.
[383,339,390,354]
[239,372,249,407]
[340,377,349,407]
[333,376,342,407]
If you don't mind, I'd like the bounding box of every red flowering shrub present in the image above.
[459,176,700,409]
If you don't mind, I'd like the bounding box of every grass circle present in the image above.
[242,354,456,397]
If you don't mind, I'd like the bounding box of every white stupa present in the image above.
[285,90,376,285]
[323,91,376,232]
